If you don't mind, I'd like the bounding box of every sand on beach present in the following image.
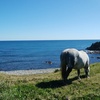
[0,68,60,75]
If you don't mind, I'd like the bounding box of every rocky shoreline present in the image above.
[0,68,60,75]
[86,50,100,54]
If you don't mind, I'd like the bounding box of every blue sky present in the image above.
[0,0,100,40]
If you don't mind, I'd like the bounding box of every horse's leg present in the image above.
[77,69,81,79]
[84,66,90,78]
[66,67,72,79]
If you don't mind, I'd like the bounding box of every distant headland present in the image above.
[86,41,100,54]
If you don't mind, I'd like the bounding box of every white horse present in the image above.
[60,48,90,81]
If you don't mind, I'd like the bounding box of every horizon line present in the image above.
[0,39,100,41]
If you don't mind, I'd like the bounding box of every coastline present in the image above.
[0,68,60,75]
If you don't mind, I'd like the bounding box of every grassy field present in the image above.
[0,63,100,100]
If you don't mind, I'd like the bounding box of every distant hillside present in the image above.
[86,41,100,50]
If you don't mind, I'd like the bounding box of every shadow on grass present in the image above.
[36,75,86,89]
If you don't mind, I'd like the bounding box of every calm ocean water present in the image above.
[0,40,100,71]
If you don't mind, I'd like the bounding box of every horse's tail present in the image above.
[60,53,67,80]
[60,51,75,80]
[60,62,67,80]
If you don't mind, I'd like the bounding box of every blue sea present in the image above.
[0,40,100,71]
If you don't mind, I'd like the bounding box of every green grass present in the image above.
[0,63,100,100]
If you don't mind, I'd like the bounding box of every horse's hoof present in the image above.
[78,77,81,81]
[86,76,90,79]
[63,80,67,85]
[62,79,69,85]
[66,96,70,100]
